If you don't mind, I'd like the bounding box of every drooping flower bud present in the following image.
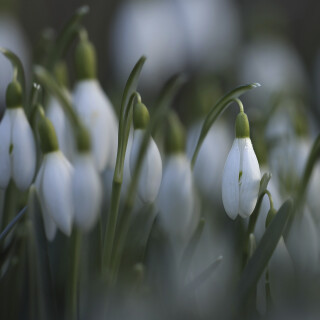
[157,112,195,241]
[0,80,36,190]
[73,35,118,171]
[130,101,162,203]
[35,115,74,241]
[222,111,261,219]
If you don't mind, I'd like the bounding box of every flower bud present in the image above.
[75,38,96,80]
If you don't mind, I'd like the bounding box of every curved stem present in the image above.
[191,83,260,170]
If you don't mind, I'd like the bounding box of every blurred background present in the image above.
[1,0,319,107]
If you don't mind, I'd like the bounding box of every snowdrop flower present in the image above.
[72,36,118,171]
[0,81,36,190]
[187,119,232,202]
[47,95,74,161]
[72,127,102,232]
[157,113,195,241]
[222,111,261,219]
[130,101,162,203]
[35,116,73,241]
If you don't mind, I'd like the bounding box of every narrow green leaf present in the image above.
[0,47,26,105]
[115,56,146,180]
[0,206,27,243]
[191,83,261,168]
[247,173,272,236]
[235,199,293,310]
[48,5,90,68]
[34,65,80,128]
[258,173,272,197]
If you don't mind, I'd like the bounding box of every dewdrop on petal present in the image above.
[35,115,73,241]
[0,80,36,190]
[129,101,162,203]
[222,110,261,219]
[72,126,102,232]
[157,112,195,240]
[72,33,118,171]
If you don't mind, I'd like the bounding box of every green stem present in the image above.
[68,228,82,320]
[102,180,122,278]
[190,83,260,169]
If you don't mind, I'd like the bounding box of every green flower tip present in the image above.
[235,111,250,138]
[54,61,69,88]
[165,112,185,154]
[133,102,150,129]
[6,80,23,108]
[38,115,59,154]
[77,125,91,152]
[75,38,97,81]
[265,207,277,228]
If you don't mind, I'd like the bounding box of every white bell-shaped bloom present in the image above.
[222,138,261,219]
[72,152,102,232]
[130,129,162,203]
[157,154,195,239]
[72,80,118,171]
[47,95,75,161]
[0,108,36,190]
[35,151,74,241]
[187,119,232,202]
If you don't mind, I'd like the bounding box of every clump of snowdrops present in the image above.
[1,6,320,320]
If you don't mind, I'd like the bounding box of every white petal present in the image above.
[72,153,102,231]
[238,138,260,218]
[47,96,75,161]
[157,154,194,239]
[42,152,74,236]
[130,129,162,203]
[222,139,240,219]
[11,108,36,190]
[73,80,118,171]
[35,159,57,241]
[0,111,12,188]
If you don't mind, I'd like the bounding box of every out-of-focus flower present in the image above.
[72,152,102,232]
[0,81,36,190]
[222,112,260,219]
[35,116,73,241]
[47,95,75,161]
[238,37,307,109]
[111,0,240,90]
[187,119,232,203]
[157,113,195,241]
[130,102,162,204]
[73,37,118,171]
